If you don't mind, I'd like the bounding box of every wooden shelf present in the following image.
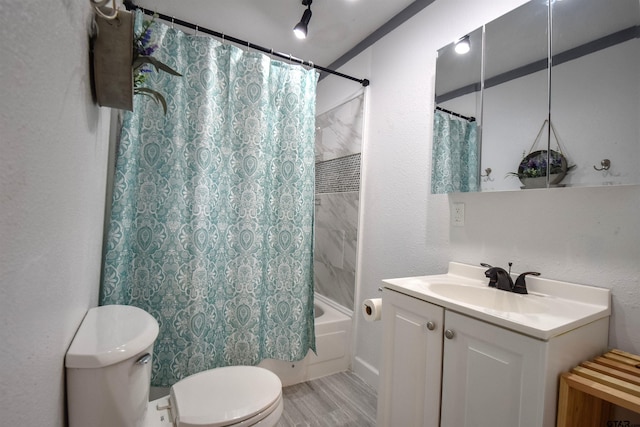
[557,349,640,427]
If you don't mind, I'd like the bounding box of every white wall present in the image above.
[0,1,111,425]
[318,0,640,390]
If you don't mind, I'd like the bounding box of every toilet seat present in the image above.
[169,366,283,427]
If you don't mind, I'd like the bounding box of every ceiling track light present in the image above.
[454,35,471,54]
[293,0,313,40]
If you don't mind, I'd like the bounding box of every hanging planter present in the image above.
[507,120,575,189]
[92,9,134,111]
[516,150,569,189]
[91,8,182,113]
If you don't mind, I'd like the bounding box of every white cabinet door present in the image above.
[377,290,444,427]
[440,311,545,427]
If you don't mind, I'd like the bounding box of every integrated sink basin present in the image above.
[382,262,611,340]
[426,283,547,314]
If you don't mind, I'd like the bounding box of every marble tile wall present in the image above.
[314,94,364,311]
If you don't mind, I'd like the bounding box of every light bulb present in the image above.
[454,36,470,54]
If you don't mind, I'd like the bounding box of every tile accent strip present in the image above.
[315,153,361,194]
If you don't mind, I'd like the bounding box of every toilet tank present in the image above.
[66,305,159,427]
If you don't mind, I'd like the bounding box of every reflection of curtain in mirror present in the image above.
[431,109,479,193]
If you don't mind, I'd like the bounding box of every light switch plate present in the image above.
[452,202,465,226]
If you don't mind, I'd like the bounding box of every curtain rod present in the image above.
[123,0,370,87]
[435,106,476,122]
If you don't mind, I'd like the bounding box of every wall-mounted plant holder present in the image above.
[93,9,134,111]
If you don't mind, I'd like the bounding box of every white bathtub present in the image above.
[258,295,352,386]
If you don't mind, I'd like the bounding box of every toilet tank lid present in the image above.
[66,305,159,369]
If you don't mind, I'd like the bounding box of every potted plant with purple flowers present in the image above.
[92,10,181,114]
[508,149,575,189]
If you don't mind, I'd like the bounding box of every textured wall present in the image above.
[0,1,111,425]
[317,0,640,390]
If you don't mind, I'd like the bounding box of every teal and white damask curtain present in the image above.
[101,12,318,386]
[431,109,479,193]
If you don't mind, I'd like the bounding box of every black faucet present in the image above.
[512,272,541,294]
[482,263,541,294]
[484,267,514,291]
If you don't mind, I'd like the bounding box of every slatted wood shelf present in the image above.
[557,349,640,427]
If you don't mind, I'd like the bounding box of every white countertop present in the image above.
[382,262,611,340]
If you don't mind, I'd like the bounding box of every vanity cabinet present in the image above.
[440,310,544,427]
[377,288,609,427]
[376,288,444,427]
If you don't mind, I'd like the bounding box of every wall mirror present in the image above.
[432,0,640,193]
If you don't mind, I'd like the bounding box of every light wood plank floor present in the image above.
[277,371,377,427]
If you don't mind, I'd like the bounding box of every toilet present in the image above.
[65,305,283,427]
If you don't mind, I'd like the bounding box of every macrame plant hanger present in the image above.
[523,119,572,184]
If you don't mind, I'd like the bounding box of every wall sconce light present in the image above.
[293,0,313,40]
[454,35,471,54]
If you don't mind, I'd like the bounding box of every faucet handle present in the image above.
[513,272,541,294]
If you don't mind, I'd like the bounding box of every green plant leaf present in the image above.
[133,56,182,76]
[134,87,168,115]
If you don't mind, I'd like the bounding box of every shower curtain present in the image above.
[101,12,318,386]
[431,109,479,193]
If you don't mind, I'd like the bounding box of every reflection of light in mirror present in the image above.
[454,35,470,54]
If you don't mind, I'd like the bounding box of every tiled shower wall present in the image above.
[314,94,364,311]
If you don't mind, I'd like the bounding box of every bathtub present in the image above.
[258,295,352,386]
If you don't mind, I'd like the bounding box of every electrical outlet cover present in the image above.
[452,202,465,226]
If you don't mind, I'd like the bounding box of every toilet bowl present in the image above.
[65,305,283,427]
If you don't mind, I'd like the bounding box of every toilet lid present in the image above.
[170,366,282,427]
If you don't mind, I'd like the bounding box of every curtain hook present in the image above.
[221,33,225,43]
[171,16,175,28]
[195,25,198,36]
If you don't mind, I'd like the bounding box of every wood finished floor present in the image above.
[276,371,377,427]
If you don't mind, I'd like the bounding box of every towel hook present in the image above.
[593,159,611,171]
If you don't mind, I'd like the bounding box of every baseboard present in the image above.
[352,355,379,392]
